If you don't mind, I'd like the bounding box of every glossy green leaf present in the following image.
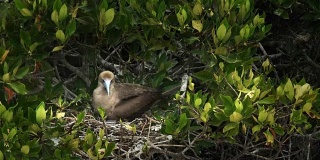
[221,95,236,116]
[194,98,202,108]
[55,30,66,43]
[284,79,294,101]
[104,8,115,26]
[8,82,27,94]
[14,0,25,10]
[8,127,17,140]
[76,111,85,124]
[217,24,227,40]
[2,110,13,122]
[53,0,62,11]
[193,70,212,82]
[164,119,175,134]
[176,8,187,26]
[257,96,276,104]
[21,145,30,154]
[223,122,238,133]
[252,124,262,134]
[85,133,94,145]
[66,19,76,37]
[258,108,268,123]
[178,113,187,130]
[51,10,59,25]
[36,101,46,125]
[295,83,311,101]
[234,99,243,112]
[15,66,29,79]
[105,141,115,156]
[59,4,68,21]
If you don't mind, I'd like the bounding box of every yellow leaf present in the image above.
[21,8,33,17]
[192,20,203,32]
[193,3,202,15]
[52,46,64,52]
[302,102,312,114]
[229,112,242,123]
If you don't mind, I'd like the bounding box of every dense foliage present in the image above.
[0,0,320,159]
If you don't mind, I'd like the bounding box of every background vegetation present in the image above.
[1,0,320,159]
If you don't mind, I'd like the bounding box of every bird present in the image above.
[92,71,164,120]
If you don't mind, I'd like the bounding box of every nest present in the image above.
[62,112,199,160]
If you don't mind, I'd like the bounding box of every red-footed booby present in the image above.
[92,71,162,120]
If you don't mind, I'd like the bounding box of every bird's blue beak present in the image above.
[103,79,111,95]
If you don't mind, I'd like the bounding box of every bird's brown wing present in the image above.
[111,83,161,120]
[114,83,159,100]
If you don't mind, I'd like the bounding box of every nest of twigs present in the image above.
[62,112,199,160]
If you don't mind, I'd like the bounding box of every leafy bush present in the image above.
[0,0,319,159]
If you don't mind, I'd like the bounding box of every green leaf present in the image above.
[229,112,243,123]
[14,0,25,10]
[59,4,68,21]
[302,102,312,114]
[274,125,284,135]
[15,66,29,79]
[20,30,31,46]
[0,104,6,117]
[178,113,187,130]
[52,45,64,52]
[219,55,242,63]
[164,119,175,134]
[194,98,202,108]
[263,129,274,144]
[193,70,212,81]
[203,103,211,113]
[104,8,115,26]
[105,141,115,156]
[176,8,187,26]
[21,8,33,17]
[53,0,62,11]
[221,95,235,116]
[76,111,85,124]
[257,96,276,104]
[192,20,203,32]
[258,108,268,123]
[66,19,76,37]
[36,101,46,125]
[193,3,202,15]
[8,82,27,94]
[98,107,105,119]
[8,128,17,140]
[56,30,66,43]
[85,133,94,145]
[99,0,108,10]
[295,83,310,101]
[51,10,59,25]
[223,122,238,133]
[21,145,30,154]
[284,79,294,101]
[2,110,13,122]
[0,150,3,160]
[217,24,227,40]
[234,99,243,113]
[252,124,262,134]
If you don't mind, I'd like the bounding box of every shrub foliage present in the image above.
[0,0,320,159]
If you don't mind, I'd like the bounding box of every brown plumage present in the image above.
[92,71,162,120]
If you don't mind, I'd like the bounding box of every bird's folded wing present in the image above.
[114,83,159,100]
